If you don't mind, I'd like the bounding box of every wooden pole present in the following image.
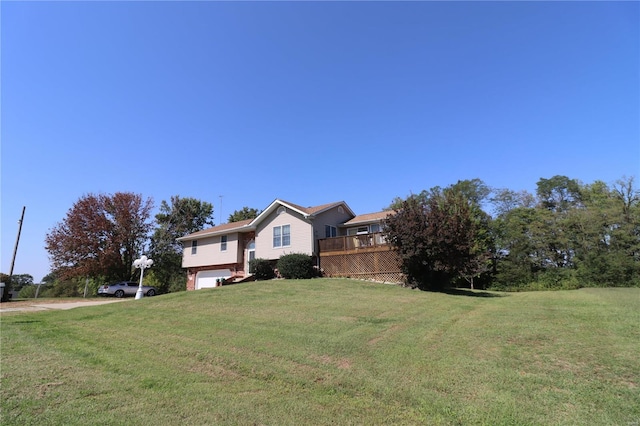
[4,206,26,302]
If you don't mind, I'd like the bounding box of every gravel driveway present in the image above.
[0,299,126,313]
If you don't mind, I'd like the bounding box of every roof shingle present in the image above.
[178,218,253,240]
[344,211,392,226]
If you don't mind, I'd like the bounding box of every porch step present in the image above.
[232,275,256,283]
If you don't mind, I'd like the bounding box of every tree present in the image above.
[570,178,640,286]
[449,178,491,206]
[45,192,153,282]
[490,188,536,217]
[384,186,492,290]
[493,206,547,288]
[7,274,33,291]
[42,272,58,285]
[612,176,640,222]
[426,188,492,289]
[493,179,578,289]
[149,196,214,293]
[491,176,639,289]
[446,180,494,288]
[384,195,432,288]
[536,175,582,212]
[228,207,260,223]
[533,176,581,273]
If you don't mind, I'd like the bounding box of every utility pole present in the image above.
[4,206,26,302]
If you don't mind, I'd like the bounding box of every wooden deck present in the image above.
[318,233,403,283]
[318,232,389,253]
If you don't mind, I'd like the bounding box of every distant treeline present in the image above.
[385,175,639,291]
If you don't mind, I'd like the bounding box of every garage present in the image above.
[195,269,232,289]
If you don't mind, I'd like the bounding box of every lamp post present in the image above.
[133,255,153,300]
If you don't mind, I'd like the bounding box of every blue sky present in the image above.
[2,1,638,282]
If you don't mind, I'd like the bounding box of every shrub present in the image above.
[18,285,37,298]
[168,278,186,293]
[144,271,184,293]
[50,279,82,297]
[250,258,275,280]
[277,254,316,279]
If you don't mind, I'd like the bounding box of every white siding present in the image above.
[255,208,313,260]
[181,232,242,268]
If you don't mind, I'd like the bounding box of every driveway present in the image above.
[0,299,126,313]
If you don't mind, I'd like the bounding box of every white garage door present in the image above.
[196,269,232,289]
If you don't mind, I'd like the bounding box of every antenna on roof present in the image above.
[219,195,223,225]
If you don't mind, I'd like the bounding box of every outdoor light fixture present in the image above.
[133,255,153,300]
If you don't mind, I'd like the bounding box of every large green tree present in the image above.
[492,176,639,289]
[536,175,582,213]
[569,178,640,286]
[149,196,214,293]
[492,206,541,288]
[45,193,153,282]
[490,188,536,217]
[491,177,578,289]
[6,274,33,291]
[228,206,260,223]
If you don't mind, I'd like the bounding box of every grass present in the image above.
[1,279,638,425]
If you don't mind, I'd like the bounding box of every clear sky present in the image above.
[2,1,638,283]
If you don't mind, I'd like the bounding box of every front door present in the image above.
[247,240,256,274]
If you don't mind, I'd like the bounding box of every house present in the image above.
[177,199,356,290]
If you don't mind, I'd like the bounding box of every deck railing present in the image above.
[318,232,388,253]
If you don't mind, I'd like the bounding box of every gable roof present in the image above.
[251,199,355,224]
[343,210,392,226]
[177,199,355,242]
[305,200,355,216]
[176,219,253,241]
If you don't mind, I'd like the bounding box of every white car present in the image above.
[97,281,157,298]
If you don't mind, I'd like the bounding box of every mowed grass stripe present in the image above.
[2,279,638,425]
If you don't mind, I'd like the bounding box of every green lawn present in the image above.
[1,279,638,425]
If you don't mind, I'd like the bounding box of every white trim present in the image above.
[178,200,356,242]
[246,240,256,274]
[273,224,291,248]
[195,270,231,289]
[253,199,310,225]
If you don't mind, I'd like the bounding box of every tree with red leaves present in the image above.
[384,186,492,290]
[45,192,153,282]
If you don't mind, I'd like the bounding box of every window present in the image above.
[273,224,291,247]
[370,223,381,233]
[283,225,291,246]
[191,240,198,255]
[221,235,227,251]
[325,225,337,238]
[347,225,374,236]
